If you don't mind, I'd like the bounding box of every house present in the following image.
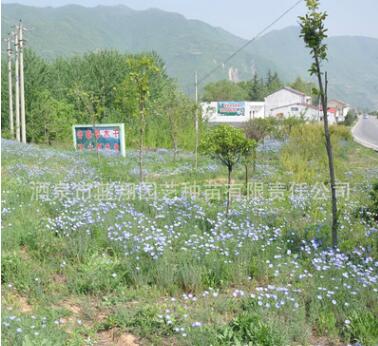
[268,102,320,121]
[201,101,265,126]
[327,99,350,122]
[201,88,348,127]
[264,87,319,120]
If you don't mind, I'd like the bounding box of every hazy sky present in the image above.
[3,0,378,39]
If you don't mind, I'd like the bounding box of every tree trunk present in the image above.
[245,164,249,191]
[139,105,145,183]
[226,166,232,216]
[93,114,99,161]
[173,136,178,162]
[315,56,338,247]
[168,110,178,162]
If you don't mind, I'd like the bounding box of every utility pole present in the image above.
[194,71,199,170]
[19,20,27,144]
[6,36,14,138]
[14,26,21,142]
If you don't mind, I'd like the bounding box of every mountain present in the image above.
[247,26,378,110]
[2,3,378,109]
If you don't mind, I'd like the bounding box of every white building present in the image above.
[327,99,350,123]
[267,102,320,121]
[201,101,265,125]
[201,87,349,126]
[264,87,319,120]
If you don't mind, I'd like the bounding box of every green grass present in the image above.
[2,132,378,345]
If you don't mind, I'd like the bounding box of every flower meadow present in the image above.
[2,138,378,346]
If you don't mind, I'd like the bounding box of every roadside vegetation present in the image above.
[2,2,377,344]
[2,120,378,345]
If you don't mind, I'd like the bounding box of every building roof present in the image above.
[283,86,309,97]
[265,86,310,99]
[328,99,348,106]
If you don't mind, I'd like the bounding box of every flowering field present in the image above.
[2,138,378,346]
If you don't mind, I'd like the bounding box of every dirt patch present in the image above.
[53,274,67,284]
[18,295,33,313]
[309,335,343,346]
[5,293,33,313]
[96,328,139,346]
[60,299,82,315]
[19,246,31,260]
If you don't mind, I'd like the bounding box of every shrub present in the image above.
[368,181,378,221]
[216,313,286,346]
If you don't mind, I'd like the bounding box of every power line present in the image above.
[195,0,304,88]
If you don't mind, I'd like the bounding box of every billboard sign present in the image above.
[217,101,245,116]
[73,123,126,157]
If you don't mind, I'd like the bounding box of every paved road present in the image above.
[352,115,378,150]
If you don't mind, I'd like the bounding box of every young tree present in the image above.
[117,55,161,182]
[160,82,182,161]
[201,125,253,215]
[241,138,257,191]
[71,87,102,158]
[243,118,275,173]
[299,0,338,247]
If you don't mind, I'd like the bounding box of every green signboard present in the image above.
[73,123,126,157]
[217,101,245,116]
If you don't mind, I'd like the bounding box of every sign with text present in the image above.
[217,101,245,116]
[73,124,126,157]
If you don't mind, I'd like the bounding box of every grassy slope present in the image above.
[1,135,378,345]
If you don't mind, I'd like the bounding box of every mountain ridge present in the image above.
[2,3,378,109]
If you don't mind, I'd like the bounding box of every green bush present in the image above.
[215,313,286,346]
[368,181,378,221]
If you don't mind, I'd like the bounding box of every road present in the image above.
[352,115,378,151]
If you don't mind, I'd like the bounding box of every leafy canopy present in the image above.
[201,125,254,170]
[299,0,328,75]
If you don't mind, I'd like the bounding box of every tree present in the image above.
[122,55,160,182]
[281,117,305,139]
[266,70,283,95]
[160,82,180,161]
[71,87,102,158]
[202,80,249,102]
[241,138,257,191]
[299,0,338,247]
[201,125,253,215]
[29,90,75,144]
[243,118,276,172]
[159,84,196,161]
[248,74,267,101]
[343,110,357,126]
[290,76,319,105]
